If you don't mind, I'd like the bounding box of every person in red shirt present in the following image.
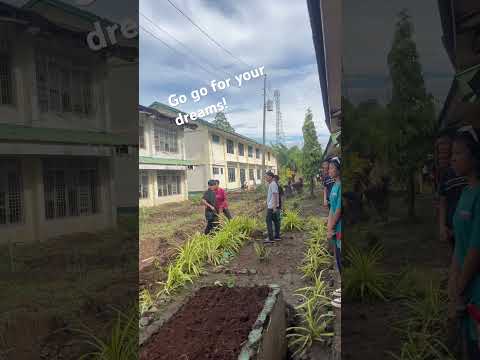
[214,180,232,219]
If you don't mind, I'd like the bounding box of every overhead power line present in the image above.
[140,24,219,82]
[140,12,237,81]
[166,0,253,69]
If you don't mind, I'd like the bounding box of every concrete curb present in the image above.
[238,284,287,360]
[141,285,287,359]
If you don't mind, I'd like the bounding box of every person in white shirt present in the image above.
[264,171,281,244]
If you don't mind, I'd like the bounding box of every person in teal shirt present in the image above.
[327,157,342,309]
[451,130,480,358]
[327,158,342,264]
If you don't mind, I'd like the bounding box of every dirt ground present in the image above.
[140,188,335,360]
[140,286,270,360]
[342,192,450,359]
[139,191,265,274]
[0,215,138,360]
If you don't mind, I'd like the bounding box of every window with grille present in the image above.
[35,52,94,116]
[139,171,149,199]
[212,167,219,175]
[0,53,13,106]
[257,168,261,180]
[249,169,254,181]
[228,167,236,183]
[248,146,253,157]
[212,134,220,144]
[238,143,244,156]
[0,160,23,226]
[154,125,178,153]
[255,148,260,159]
[157,172,181,197]
[226,139,235,154]
[139,125,145,149]
[43,159,99,219]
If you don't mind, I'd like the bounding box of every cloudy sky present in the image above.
[6,0,328,148]
[139,0,328,148]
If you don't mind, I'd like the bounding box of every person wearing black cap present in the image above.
[264,170,281,244]
[202,180,219,234]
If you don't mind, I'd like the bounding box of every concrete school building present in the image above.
[0,3,136,244]
[22,0,139,214]
[149,102,278,193]
[139,105,196,207]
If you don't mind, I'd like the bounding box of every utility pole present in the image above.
[262,73,267,184]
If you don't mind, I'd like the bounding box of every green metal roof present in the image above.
[149,101,273,150]
[0,124,132,146]
[23,0,110,24]
[139,156,194,166]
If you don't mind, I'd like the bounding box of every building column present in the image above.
[26,158,42,242]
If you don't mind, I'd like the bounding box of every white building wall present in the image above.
[183,123,279,192]
[139,170,188,207]
[0,24,119,243]
[0,157,115,245]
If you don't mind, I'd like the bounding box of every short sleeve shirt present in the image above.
[329,181,342,235]
[215,188,228,209]
[453,185,480,341]
[267,181,279,209]
[202,189,217,214]
[438,168,468,229]
[323,176,335,201]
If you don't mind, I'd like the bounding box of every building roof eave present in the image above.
[139,156,195,166]
[307,0,331,132]
[0,123,134,146]
[149,102,275,151]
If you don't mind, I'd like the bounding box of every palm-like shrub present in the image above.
[343,244,389,302]
[281,209,305,232]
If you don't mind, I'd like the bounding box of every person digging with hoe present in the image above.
[214,180,232,219]
[264,171,281,244]
[202,180,219,235]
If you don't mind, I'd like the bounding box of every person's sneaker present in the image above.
[263,238,274,244]
[274,237,282,241]
[333,288,341,297]
[331,297,341,309]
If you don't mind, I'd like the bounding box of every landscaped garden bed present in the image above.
[140,285,286,360]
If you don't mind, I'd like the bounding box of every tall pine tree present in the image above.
[212,111,235,132]
[301,108,322,197]
[387,9,436,218]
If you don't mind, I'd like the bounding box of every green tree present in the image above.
[288,146,303,176]
[271,144,304,183]
[387,9,436,218]
[212,111,235,132]
[301,108,322,197]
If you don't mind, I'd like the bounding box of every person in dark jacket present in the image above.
[202,180,219,234]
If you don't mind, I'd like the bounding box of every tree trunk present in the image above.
[407,173,415,218]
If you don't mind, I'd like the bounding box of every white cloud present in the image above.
[140,0,329,148]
